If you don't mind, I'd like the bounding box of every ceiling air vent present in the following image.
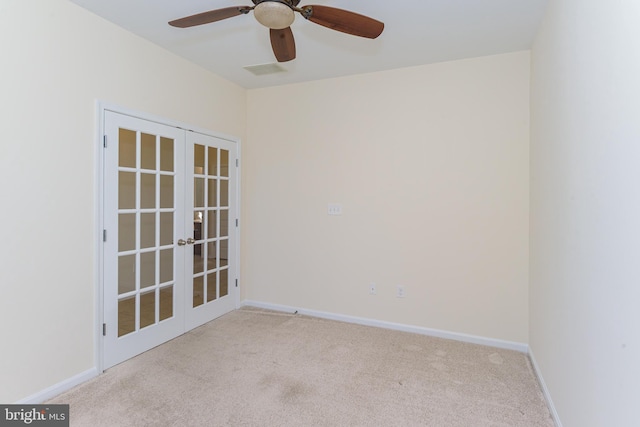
[243,63,288,76]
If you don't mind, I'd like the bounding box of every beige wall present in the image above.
[0,0,246,403]
[244,51,530,343]
[530,1,640,425]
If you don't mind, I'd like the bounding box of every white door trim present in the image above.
[94,101,241,373]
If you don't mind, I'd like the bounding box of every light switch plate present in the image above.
[328,203,343,215]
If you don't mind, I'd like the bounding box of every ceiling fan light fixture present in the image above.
[253,2,295,30]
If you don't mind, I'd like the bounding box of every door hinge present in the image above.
[235,219,238,227]
[235,279,238,288]
[103,229,107,242]
[103,323,107,336]
[103,135,107,148]
[236,158,239,167]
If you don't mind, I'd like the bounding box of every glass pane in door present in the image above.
[140,251,155,289]
[119,172,136,209]
[220,149,229,177]
[207,211,217,238]
[206,272,217,303]
[118,255,135,294]
[119,129,136,168]
[160,176,174,209]
[141,133,156,170]
[220,180,229,206]
[118,214,136,252]
[159,286,173,321]
[159,249,173,283]
[194,144,205,174]
[140,213,156,248]
[193,276,204,307]
[219,240,229,267]
[207,147,218,176]
[118,296,136,337]
[140,291,156,329]
[160,137,174,172]
[140,174,156,209]
[220,269,228,298]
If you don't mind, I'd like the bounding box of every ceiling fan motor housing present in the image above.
[252,0,301,6]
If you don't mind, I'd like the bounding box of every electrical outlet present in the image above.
[396,285,405,298]
[369,283,377,295]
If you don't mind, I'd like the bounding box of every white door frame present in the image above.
[94,101,242,373]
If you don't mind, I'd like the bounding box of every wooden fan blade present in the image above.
[270,27,296,62]
[169,6,251,28]
[302,5,384,39]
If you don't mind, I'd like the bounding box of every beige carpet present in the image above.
[49,308,554,426]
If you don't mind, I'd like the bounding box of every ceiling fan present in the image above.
[169,0,384,62]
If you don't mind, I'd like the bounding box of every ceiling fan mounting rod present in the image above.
[253,0,299,9]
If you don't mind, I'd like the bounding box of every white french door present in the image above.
[102,110,237,369]
[184,131,237,330]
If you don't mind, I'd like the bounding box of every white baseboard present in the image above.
[529,350,563,427]
[241,300,529,353]
[15,368,99,404]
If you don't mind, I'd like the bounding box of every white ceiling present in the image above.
[69,0,549,89]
